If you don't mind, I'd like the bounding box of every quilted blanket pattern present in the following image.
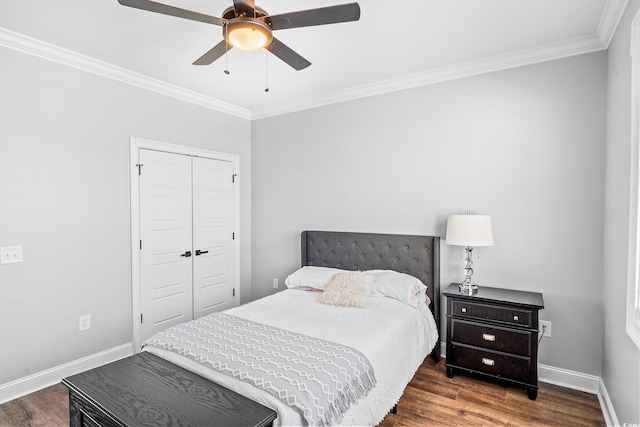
[143,312,376,427]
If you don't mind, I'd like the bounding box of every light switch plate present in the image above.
[1,246,23,264]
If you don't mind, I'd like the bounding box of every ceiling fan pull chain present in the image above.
[224,23,230,74]
[264,50,269,92]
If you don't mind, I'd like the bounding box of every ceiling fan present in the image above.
[117,0,361,71]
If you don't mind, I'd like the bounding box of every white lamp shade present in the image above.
[446,214,494,247]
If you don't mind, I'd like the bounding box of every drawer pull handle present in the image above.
[482,358,495,367]
[513,315,519,321]
[461,307,467,313]
[482,333,496,342]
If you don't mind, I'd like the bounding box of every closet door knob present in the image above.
[195,250,209,256]
[180,251,192,257]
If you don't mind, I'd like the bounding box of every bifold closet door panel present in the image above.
[139,149,194,342]
[192,157,235,318]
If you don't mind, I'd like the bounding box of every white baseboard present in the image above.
[538,363,601,393]
[0,343,134,405]
[597,378,620,427]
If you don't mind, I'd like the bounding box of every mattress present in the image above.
[143,289,438,426]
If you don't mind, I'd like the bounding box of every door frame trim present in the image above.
[129,137,241,351]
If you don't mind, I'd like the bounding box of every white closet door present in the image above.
[192,157,236,318]
[139,149,193,342]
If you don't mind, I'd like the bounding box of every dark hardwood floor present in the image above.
[0,357,605,427]
[0,382,69,427]
[379,357,605,427]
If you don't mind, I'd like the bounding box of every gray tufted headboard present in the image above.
[300,230,440,361]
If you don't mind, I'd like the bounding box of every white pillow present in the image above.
[369,270,428,307]
[318,272,375,308]
[284,266,347,291]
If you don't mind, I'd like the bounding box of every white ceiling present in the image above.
[0,0,625,119]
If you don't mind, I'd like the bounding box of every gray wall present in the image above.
[0,47,252,384]
[252,52,607,377]
[603,0,640,423]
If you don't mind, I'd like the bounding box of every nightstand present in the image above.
[443,283,545,400]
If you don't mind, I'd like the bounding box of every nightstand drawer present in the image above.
[449,344,531,385]
[451,300,533,328]
[450,319,532,356]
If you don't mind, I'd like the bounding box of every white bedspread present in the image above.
[143,289,438,426]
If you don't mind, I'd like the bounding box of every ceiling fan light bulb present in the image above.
[226,19,272,51]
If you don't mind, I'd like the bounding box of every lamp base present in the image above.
[459,281,478,295]
[458,246,479,294]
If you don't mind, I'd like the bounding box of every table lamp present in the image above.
[446,214,494,294]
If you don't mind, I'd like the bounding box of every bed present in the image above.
[142,231,440,426]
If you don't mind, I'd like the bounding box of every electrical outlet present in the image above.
[79,314,91,331]
[273,278,279,289]
[540,320,551,338]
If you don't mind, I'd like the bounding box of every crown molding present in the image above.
[0,12,620,122]
[251,34,607,120]
[598,0,629,47]
[0,27,251,120]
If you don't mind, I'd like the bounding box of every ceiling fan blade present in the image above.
[266,37,311,71]
[117,0,224,26]
[193,40,233,65]
[233,0,255,17]
[266,3,360,30]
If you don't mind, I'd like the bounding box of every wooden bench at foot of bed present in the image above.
[62,352,277,427]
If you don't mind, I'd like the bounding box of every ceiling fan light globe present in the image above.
[229,28,267,50]
[226,18,272,51]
